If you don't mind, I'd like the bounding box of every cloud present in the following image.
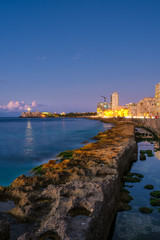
[35,56,47,61]
[0,101,41,112]
[73,54,82,60]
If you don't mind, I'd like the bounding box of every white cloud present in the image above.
[0,101,41,112]
[35,56,47,60]
[31,100,37,107]
[73,54,82,60]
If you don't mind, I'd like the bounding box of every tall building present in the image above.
[111,92,119,110]
[155,83,160,116]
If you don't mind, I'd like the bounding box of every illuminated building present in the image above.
[40,113,47,118]
[97,83,159,118]
[102,107,129,118]
[111,92,119,110]
[97,102,111,116]
[137,98,155,117]
[126,103,137,117]
[155,83,160,117]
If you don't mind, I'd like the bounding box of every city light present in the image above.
[97,84,160,118]
[102,108,129,118]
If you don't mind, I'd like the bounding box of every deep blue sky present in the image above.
[0,0,160,115]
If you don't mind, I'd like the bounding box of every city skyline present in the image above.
[0,0,160,116]
[97,82,160,118]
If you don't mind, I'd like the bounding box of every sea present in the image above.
[0,117,112,186]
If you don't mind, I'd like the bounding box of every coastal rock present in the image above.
[17,233,34,240]
[0,220,10,240]
[0,121,137,240]
[20,111,43,118]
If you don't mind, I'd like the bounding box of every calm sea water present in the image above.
[112,131,160,240]
[0,117,112,186]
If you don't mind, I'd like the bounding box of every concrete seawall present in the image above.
[131,118,160,138]
[0,122,137,240]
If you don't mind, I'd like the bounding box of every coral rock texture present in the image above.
[0,121,137,240]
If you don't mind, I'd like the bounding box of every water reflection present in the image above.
[112,212,160,240]
[62,118,66,131]
[24,121,34,155]
[112,140,160,240]
[154,142,160,160]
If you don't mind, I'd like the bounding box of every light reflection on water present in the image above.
[112,140,160,240]
[154,142,160,160]
[24,121,34,155]
[0,117,113,186]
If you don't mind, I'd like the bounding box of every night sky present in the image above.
[0,0,160,116]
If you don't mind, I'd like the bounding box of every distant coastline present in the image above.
[19,111,97,118]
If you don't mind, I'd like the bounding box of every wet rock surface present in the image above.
[0,121,137,240]
[0,220,10,240]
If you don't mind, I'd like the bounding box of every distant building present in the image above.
[97,102,111,116]
[155,83,160,117]
[126,103,137,117]
[97,83,160,118]
[111,92,119,110]
[137,98,155,117]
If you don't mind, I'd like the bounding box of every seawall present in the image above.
[0,121,137,240]
[131,118,160,138]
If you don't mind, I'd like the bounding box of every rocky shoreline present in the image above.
[0,120,137,240]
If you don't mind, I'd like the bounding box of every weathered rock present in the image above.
[17,232,34,240]
[0,220,10,240]
[0,121,137,239]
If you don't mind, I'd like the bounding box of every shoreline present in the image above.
[0,118,137,240]
[0,117,109,187]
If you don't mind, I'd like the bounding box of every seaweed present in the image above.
[118,202,132,211]
[140,154,146,161]
[126,172,144,178]
[56,150,73,160]
[139,150,154,157]
[144,185,154,190]
[139,207,153,213]
[150,198,160,206]
[124,184,133,188]
[117,187,133,211]
[150,191,160,198]
[31,165,44,175]
[124,176,141,183]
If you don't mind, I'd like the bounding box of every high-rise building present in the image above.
[111,92,119,110]
[155,83,160,116]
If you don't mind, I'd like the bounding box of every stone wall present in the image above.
[132,118,160,138]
